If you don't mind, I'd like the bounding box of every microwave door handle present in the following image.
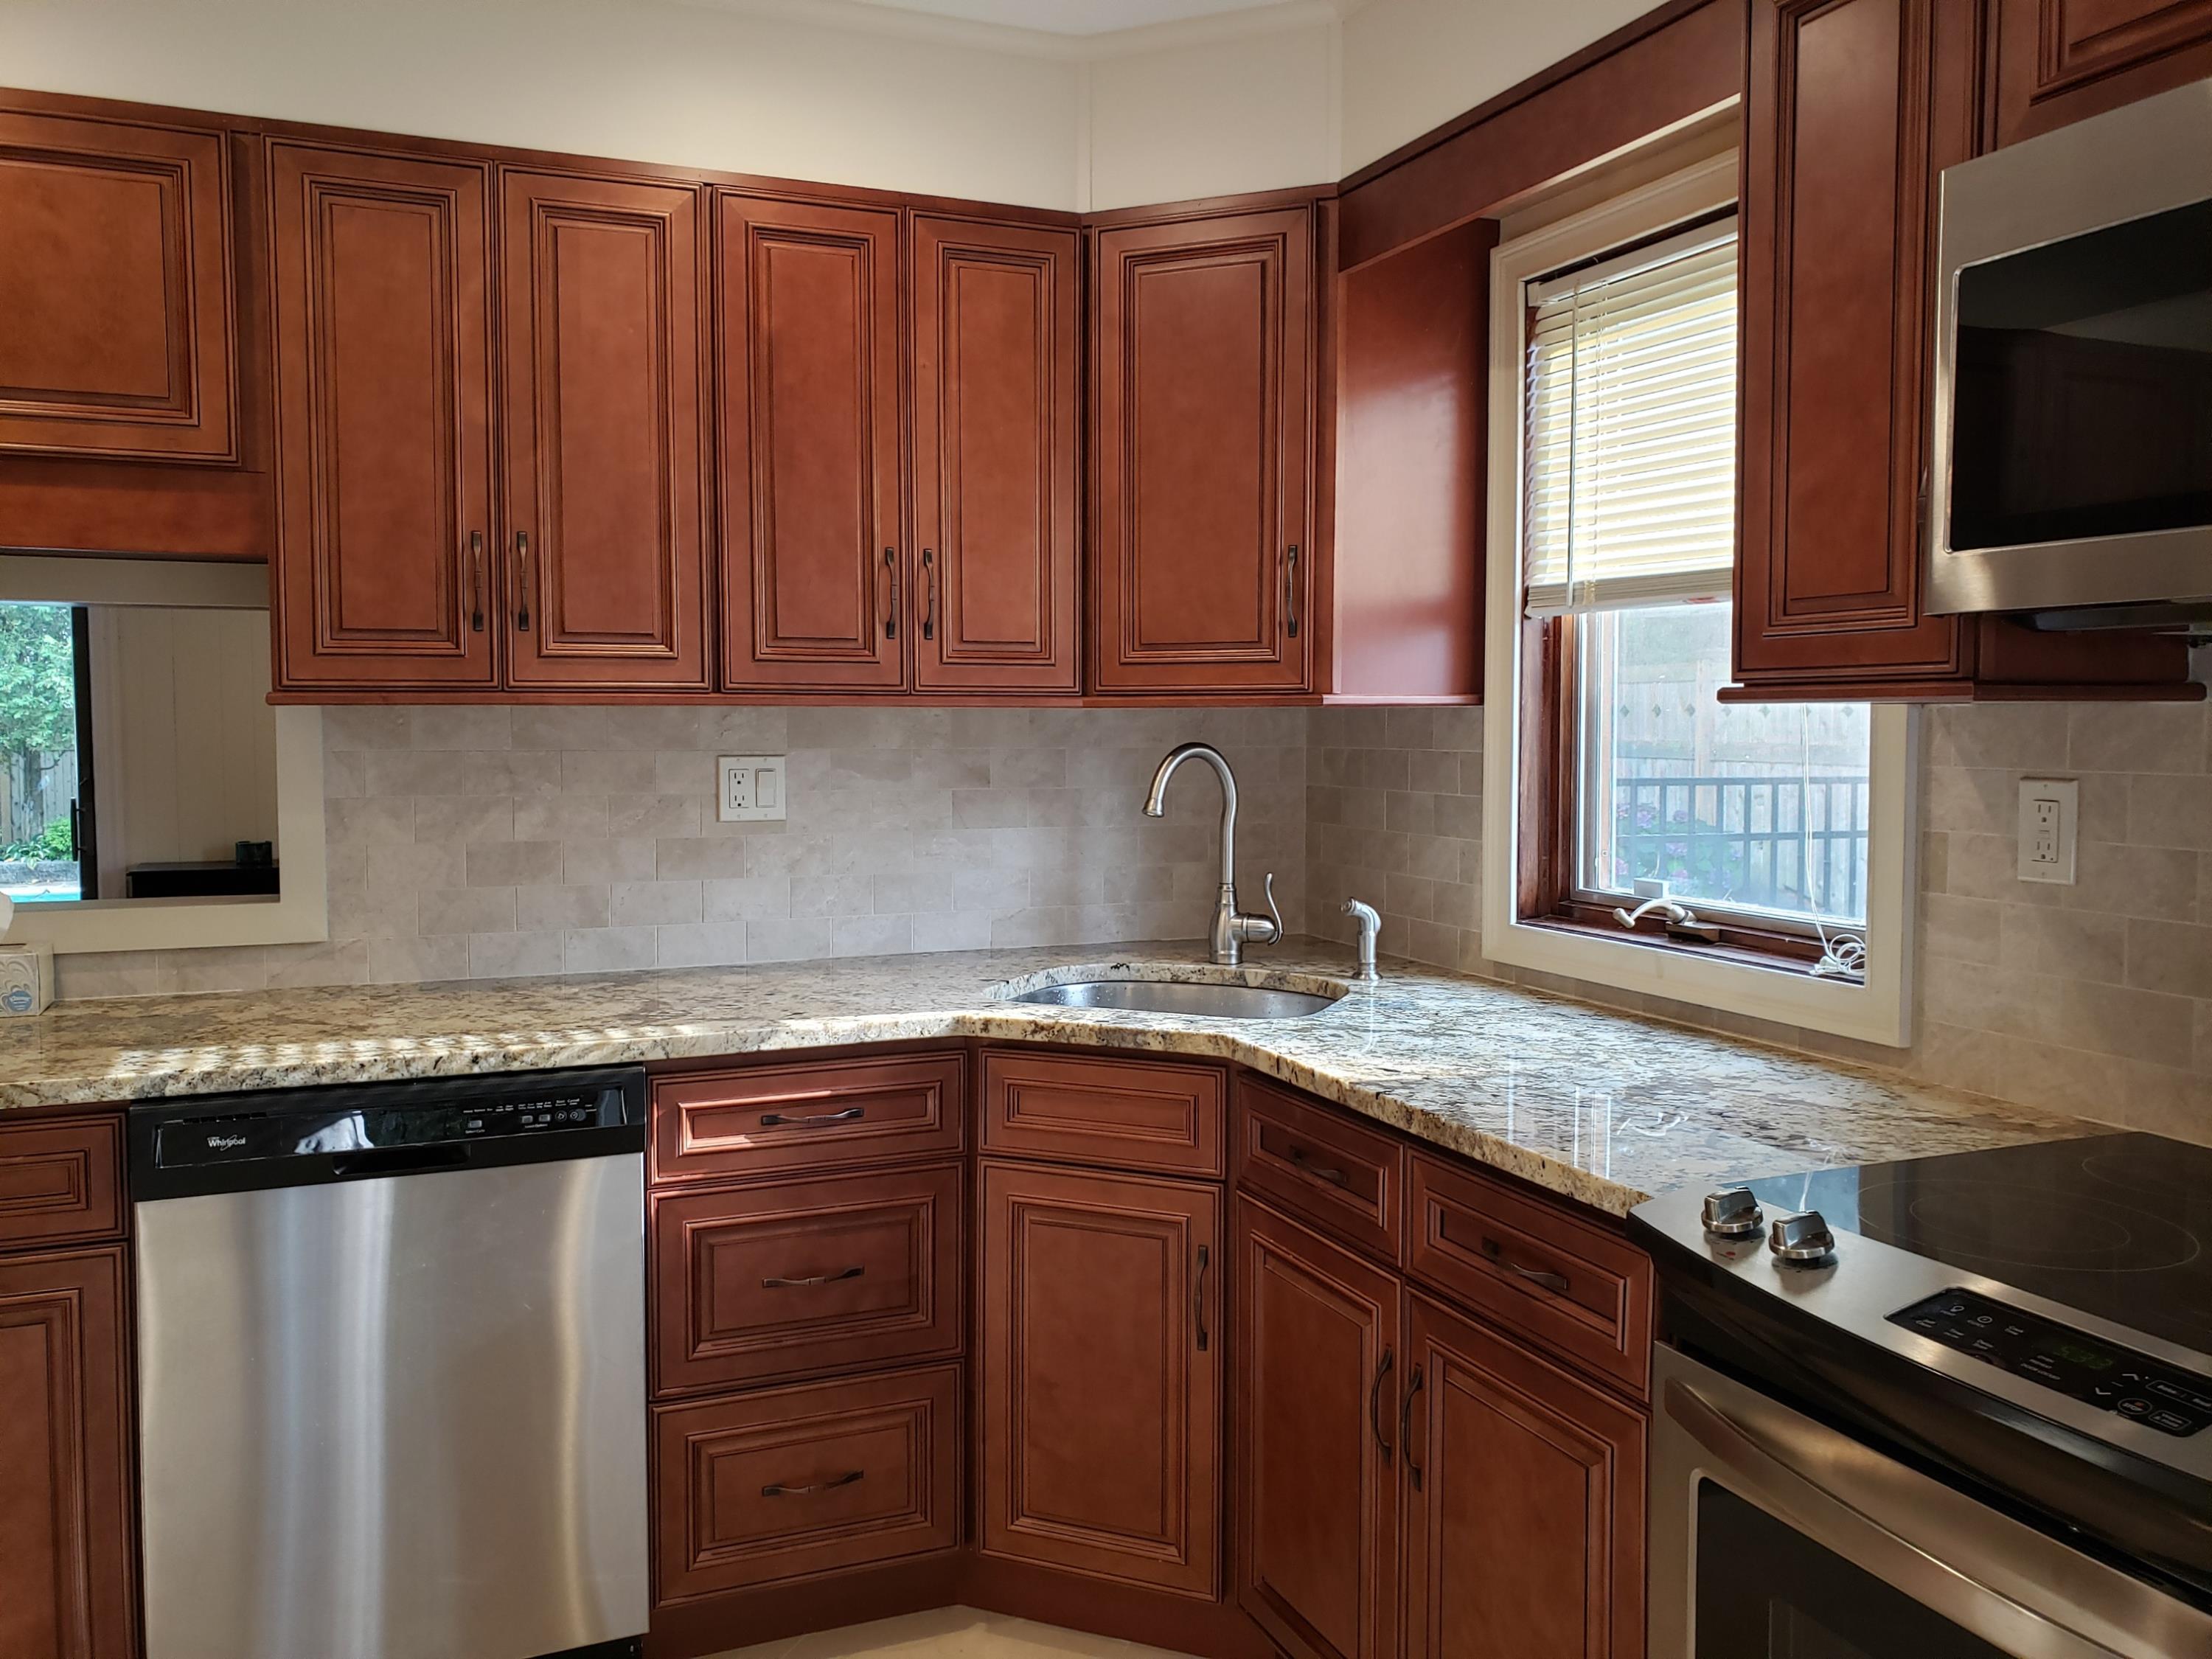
[1663,1377,2208,1659]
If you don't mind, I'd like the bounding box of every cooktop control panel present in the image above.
[1891,1287,2212,1438]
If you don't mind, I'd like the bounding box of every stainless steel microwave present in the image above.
[1926,76,2212,624]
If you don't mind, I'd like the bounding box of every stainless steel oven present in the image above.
[1926,76,2212,623]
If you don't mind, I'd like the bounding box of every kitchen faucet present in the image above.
[1143,742,1281,967]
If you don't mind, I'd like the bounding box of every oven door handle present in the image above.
[1664,1373,2212,1659]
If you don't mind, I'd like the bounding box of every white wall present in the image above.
[1338,0,1657,173]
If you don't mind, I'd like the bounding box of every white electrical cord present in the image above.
[1810,922,1867,979]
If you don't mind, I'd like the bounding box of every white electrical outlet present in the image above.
[717,755,787,823]
[2017,778,2078,885]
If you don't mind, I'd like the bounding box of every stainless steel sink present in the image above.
[1007,977,1343,1020]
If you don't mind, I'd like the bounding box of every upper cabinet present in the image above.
[717,196,905,693]
[1092,205,1317,697]
[1733,0,2197,700]
[1991,0,2212,142]
[0,108,237,464]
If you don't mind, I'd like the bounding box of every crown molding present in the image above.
[665,0,1359,61]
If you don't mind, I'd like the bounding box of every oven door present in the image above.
[1649,1346,2212,1659]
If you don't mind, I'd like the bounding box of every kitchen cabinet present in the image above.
[498,170,712,690]
[978,1158,1222,1596]
[0,1245,136,1659]
[1091,204,1317,696]
[717,195,906,692]
[1733,0,2194,700]
[911,216,1080,695]
[1401,1292,1645,1659]
[1234,1200,1399,1659]
[1990,0,2212,144]
[979,1048,1227,1178]
[268,141,498,689]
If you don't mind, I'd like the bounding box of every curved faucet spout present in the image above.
[1144,742,1239,887]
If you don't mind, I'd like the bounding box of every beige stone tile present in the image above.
[1994,903,2124,983]
[2129,774,2212,850]
[466,931,563,978]
[420,886,515,936]
[2067,702,2206,774]
[2062,841,2200,922]
[263,940,369,990]
[2125,918,2212,1001]
[1927,703,2068,771]
[611,880,702,927]
[792,874,875,917]
[875,870,954,914]
[365,935,467,985]
[911,911,994,953]
[562,926,656,975]
[653,920,751,968]
[608,793,703,840]
[561,748,658,795]
[835,914,912,956]
[655,838,751,881]
[561,838,658,885]
[1923,893,2003,964]
[514,884,608,932]
[703,877,790,922]
[465,841,561,888]
[411,706,510,751]
[414,796,514,846]
[514,795,611,842]
[744,917,833,963]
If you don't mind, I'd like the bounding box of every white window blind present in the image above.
[1523,218,1739,617]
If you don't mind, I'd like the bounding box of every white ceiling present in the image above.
[846,0,1291,33]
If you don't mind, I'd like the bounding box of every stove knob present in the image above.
[1701,1187,1765,1238]
[1769,1211,1837,1265]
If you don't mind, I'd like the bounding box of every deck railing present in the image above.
[1610,771,1869,920]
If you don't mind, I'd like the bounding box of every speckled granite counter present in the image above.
[0,941,2087,1216]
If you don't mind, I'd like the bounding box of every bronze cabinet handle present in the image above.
[1480,1234,1571,1295]
[883,548,898,639]
[921,548,936,641]
[1284,543,1300,639]
[513,531,532,631]
[1370,1346,1395,1463]
[758,1106,863,1128]
[1402,1363,1426,1491]
[761,1265,866,1290]
[1195,1242,1211,1354]
[761,1470,864,1498]
[1286,1144,1350,1188]
[468,531,484,633]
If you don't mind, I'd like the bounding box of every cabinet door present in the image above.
[268,142,497,689]
[1093,207,1313,695]
[0,108,237,462]
[500,170,711,689]
[978,1158,1220,1596]
[1992,0,2212,144]
[911,216,1079,694]
[1735,0,1967,693]
[718,195,904,691]
[1235,1200,1399,1659]
[1402,1293,1644,1659]
[0,1247,135,1659]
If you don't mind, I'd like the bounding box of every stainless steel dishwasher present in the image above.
[129,1068,650,1659]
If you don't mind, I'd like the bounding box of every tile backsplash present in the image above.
[56,705,1308,999]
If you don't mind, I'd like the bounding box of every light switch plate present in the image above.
[2017,777,2078,885]
[717,755,787,823]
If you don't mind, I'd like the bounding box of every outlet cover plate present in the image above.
[2017,777,2078,885]
[717,755,787,824]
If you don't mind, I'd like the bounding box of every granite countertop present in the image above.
[0,939,2087,1217]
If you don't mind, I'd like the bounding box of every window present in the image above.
[0,603,95,903]
[1481,152,1916,1047]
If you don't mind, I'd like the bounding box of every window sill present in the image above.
[1518,914,1864,986]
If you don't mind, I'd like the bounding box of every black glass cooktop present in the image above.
[1745,1133,2211,1360]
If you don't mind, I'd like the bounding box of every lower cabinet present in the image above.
[0,1245,136,1659]
[978,1157,1222,1597]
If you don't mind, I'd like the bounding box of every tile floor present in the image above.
[703,1606,1199,1659]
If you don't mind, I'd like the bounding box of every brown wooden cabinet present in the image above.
[978,1157,1221,1596]
[0,1245,136,1659]
[1401,1292,1644,1659]
[1991,0,2212,142]
[268,141,499,690]
[911,216,1080,695]
[1234,1200,1399,1659]
[499,170,712,690]
[717,195,906,692]
[1733,0,2194,701]
[1091,204,1317,696]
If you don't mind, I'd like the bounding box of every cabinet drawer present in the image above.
[653,1363,961,1599]
[1406,1153,1653,1399]
[0,1115,125,1251]
[981,1048,1225,1176]
[653,1164,963,1396]
[1234,1076,1403,1262]
[653,1053,967,1182]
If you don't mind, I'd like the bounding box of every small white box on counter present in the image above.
[0,942,55,1015]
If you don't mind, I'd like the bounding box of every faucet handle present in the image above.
[1259,872,1282,942]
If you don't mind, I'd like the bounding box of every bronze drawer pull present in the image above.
[1286,1144,1350,1187]
[1196,1243,1211,1353]
[1481,1234,1571,1295]
[1401,1363,1425,1491]
[883,548,898,639]
[513,531,532,631]
[467,531,485,633]
[921,547,936,641]
[761,1266,866,1290]
[1370,1346,1395,1463]
[761,1469,864,1498]
[758,1106,864,1128]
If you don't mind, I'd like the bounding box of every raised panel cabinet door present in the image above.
[0,1247,135,1659]
[1093,208,1314,695]
[1234,1200,1400,1659]
[0,108,237,462]
[1734,0,1967,691]
[911,216,1079,694]
[1401,1293,1645,1659]
[1993,0,2212,143]
[718,194,904,691]
[978,1158,1221,1597]
[500,170,712,689]
[268,141,497,688]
